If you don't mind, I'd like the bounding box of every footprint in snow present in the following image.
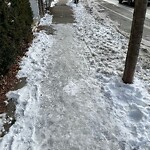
[128,106,143,122]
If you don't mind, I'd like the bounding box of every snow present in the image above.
[7,2,11,7]
[0,114,6,136]
[0,0,150,150]
[63,80,79,96]
[39,14,53,26]
[51,0,59,7]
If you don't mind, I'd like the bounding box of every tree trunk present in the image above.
[122,0,148,84]
[45,0,48,8]
[49,0,51,7]
[38,0,44,17]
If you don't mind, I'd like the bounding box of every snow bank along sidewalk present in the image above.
[0,0,150,150]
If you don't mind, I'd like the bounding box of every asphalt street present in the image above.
[97,0,150,47]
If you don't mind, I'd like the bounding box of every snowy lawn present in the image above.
[0,0,150,150]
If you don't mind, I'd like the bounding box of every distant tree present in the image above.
[122,0,148,84]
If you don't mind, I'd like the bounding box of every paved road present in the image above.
[102,0,150,19]
[97,0,150,46]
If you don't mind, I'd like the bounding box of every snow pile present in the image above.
[17,33,53,81]
[69,1,127,76]
[69,1,150,149]
[51,0,59,7]
[0,16,54,149]
[0,114,6,136]
[39,13,53,26]
[104,77,150,149]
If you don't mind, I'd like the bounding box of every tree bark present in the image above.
[49,0,51,7]
[122,0,148,84]
[38,0,44,17]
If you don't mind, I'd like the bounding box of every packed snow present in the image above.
[51,0,60,7]
[0,0,150,150]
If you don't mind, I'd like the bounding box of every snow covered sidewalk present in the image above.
[0,0,150,150]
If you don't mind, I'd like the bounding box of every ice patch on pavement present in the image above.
[63,80,79,96]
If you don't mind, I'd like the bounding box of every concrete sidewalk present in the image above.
[49,0,75,24]
[31,1,112,149]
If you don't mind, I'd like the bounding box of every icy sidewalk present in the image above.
[33,24,111,150]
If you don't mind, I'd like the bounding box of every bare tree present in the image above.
[122,0,148,84]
